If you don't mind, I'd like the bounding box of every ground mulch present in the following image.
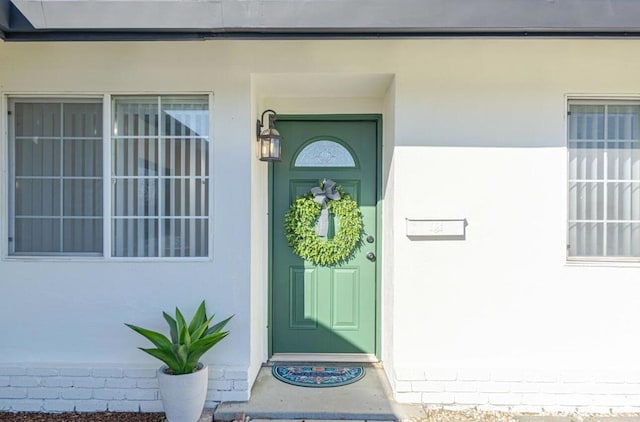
[0,413,165,421]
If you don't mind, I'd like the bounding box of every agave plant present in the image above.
[126,301,232,375]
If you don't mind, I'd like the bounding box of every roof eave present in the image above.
[0,0,10,35]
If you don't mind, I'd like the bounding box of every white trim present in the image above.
[0,94,7,258]
[208,92,215,260]
[104,93,112,258]
[7,99,15,256]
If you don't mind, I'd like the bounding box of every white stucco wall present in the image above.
[1,39,640,413]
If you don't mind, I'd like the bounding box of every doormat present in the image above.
[272,365,365,388]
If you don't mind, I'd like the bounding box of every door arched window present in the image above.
[293,139,356,168]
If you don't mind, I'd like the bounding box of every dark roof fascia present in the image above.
[0,0,9,34]
[5,29,640,42]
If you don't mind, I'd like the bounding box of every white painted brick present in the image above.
[478,382,510,393]
[28,388,60,399]
[488,393,522,406]
[59,368,91,377]
[395,391,422,403]
[0,368,26,376]
[424,368,457,381]
[125,389,157,401]
[523,369,558,383]
[560,370,592,383]
[444,381,477,392]
[75,400,108,412]
[0,387,27,399]
[137,378,159,389]
[395,380,412,392]
[42,399,76,412]
[93,388,126,400]
[626,371,640,383]
[589,369,628,384]
[73,377,106,388]
[206,390,222,402]
[10,376,40,387]
[223,369,247,380]
[210,380,233,391]
[592,394,634,406]
[0,377,9,387]
[105,378,137,388]
[411,381,445,392]
[491,369,524,382]
[10,399,44,412]
[613,383,640,395]
[538,382,575,394]
[458,369,490,381]
[557,393,593,406]
[572,382,634,395]
[421,392,455,404]
[221,390,249,402]
[42,377,73,388]
[26,368,58,377]
[521,393,558,405]
[92,368,124,378]
[124,368,157,378]
[624,384,640,394]
[108,401,140,412]
[625,394,640,406]
[233,381,249,391]
[395,368,425,381]
[60,388,92,400]
[425,368,458,381]
[509,382,540,393]
[454,393,488,404]
[208,368,224,380]
[140,400,164,412]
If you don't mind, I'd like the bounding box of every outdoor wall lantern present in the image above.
[256,109,282,162]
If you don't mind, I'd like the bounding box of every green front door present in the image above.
[271,116,379,355]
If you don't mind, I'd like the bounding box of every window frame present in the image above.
[2,93,214,261]
[567,97,640,264]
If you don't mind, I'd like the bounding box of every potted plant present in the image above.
[126,301,232,422]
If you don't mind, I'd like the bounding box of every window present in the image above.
[111,96,209,257]
[294,139,356,168]
[568,101,640,259]
[8,95,210,258]
[9,100,103,254]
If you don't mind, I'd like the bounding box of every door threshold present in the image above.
[269,353,378,363]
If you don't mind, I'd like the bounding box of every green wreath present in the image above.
[284,182,363,266]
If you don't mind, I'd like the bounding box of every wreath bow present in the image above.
[311,179,340,236]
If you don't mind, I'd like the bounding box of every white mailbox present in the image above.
[405,218,466,239]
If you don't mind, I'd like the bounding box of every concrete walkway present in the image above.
[214,364,424,421]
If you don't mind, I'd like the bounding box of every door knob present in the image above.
[366,252,376,262]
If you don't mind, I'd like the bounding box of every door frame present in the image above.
[267,114,383,360]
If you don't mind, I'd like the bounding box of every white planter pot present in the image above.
[157,364,208,422]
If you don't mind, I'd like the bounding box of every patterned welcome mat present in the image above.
[272,365,365,388]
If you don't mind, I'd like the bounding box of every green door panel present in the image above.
[271,118,378,354]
